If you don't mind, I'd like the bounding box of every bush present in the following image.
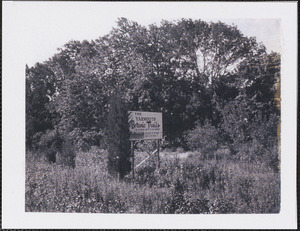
[69,128,104,151]
[164,177,210,214]
[56,136,76,168]
[220,94,280,170]
[185,121,221,159]
[249,113,280,172]
[37,129,76,167]
[30,131,44,151]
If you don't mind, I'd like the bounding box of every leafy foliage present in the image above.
[37,129,75,168]
[185,121,221,158]
[25,18,280,179]
[26,64,58,149]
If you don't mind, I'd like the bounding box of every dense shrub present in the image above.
[220,94,279,165]
[185,121,221,159]
[56,136,76,168]
[37,129,76,167]
[249,113,280,172]
[69,128,104,151]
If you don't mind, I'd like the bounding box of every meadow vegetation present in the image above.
[26,145,280,214]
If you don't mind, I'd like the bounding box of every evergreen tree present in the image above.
[105,93,131,179]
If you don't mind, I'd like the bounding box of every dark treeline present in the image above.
[26,18,280,169]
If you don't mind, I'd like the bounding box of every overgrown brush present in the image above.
[26,146,280,214]
[36,129,76,167]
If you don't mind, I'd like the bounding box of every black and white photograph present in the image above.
[2,1,297,229]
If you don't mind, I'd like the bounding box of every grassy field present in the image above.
[26,147,280,213]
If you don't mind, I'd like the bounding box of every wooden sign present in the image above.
[128,111,163,141]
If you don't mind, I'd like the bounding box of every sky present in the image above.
[4,2,282,67]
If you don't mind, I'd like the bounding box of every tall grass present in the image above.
[26,147,280,213]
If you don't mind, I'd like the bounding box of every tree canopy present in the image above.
[26,18,280,151]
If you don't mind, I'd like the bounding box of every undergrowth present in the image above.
[26,147,280,213]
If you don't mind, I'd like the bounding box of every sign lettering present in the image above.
[128,111,163,140]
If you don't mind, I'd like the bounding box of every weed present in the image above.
[26,146,280,213]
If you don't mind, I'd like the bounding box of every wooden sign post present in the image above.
[157,139,160,169]
[131,141,135,179]
[128,111,163,179]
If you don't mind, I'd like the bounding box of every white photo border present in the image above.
[2,1,297,229]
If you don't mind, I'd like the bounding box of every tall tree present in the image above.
[26,17,280,151]
[105,93,131,179]
[26,63,58,149]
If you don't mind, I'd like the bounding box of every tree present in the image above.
[105,93,131,179]
[25,17,280,154]
[243,52,280,118]
[53,73,107,150]
[26,63,58,149]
